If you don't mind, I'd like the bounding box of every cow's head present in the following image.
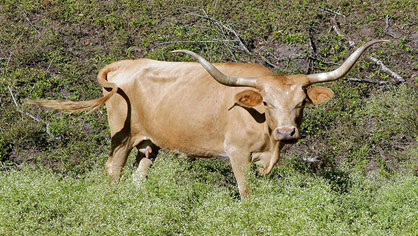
[173,40,387,142]
[232,77,334,143]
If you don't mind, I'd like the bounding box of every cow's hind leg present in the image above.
[133,141,160,183]
[133,154,153,183]
[106,135,133,182]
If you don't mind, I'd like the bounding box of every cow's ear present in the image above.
[235,90,263,107]
[307,86,334,105]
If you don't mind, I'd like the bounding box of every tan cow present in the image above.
[27,40,388,196]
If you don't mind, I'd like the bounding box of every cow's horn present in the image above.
[307,40,389,84]
[172,50,257,87]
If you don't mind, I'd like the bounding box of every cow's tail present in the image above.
[26,64,118,114]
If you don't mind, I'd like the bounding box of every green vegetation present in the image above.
[1,155,418,235]
[1,0,417,235]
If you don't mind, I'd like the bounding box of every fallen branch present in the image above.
[320,60,340,66]
[330,18,404,84]
[46,57,54,73]
[258,53,279,69]
[4,54,11,69]
[331,18,355,47]
[266,52,305,62]
[156,39,239,47]
[316,6,345,17]
[17,6,40,35]
[223,43,238,62]
[302,157,320,163]
[367,56,405,83]
[385,14,390,30]
[306,29,317,74]
[258,51,307,70]
[159,9,249,61]
[156,38,239,61]
[383,14,400,39]
[7,86,57,139]
[187,11,252,55]
[346,78,398,85]
[308,30,317,55]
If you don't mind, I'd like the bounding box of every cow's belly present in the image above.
[131,114,227,157]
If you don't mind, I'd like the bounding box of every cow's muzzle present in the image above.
[273,126,299,141]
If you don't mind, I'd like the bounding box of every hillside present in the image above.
[1,0,417,235]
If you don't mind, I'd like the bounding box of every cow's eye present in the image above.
[263,101,268,106]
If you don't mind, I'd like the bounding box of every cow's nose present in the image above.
[274,126,298,141]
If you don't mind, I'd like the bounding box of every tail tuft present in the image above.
[25,96,109,113]
[26,62,119,114]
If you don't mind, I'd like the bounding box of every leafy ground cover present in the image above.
[1,154,418,235]
[1,0,417,234]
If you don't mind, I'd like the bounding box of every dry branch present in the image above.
[316,6,345,17]
[346,78,398,85]
[331,18,355,47]
[306,29,317,74]
[258,51,307,70]
[156,39,239,46]
[187,11,252,55]
[18,6,40,35]
[7,86,57,139]
[258,53,279,69]
[367,56,405,83]
[385,14,390,30]
[158,9,250,61]
[330,19,404,84]
[46,57,54,73]
[266,52,304,62]
[4,54,11,69]
[303,157,320,163]
[308,31,317,55]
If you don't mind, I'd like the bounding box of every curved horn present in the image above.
[307,40,389,84]
[172,50,257,87]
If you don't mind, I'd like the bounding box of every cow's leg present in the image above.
[133,148,146,167]
[133,146,153,183]
[252,142,281,175]
[229,151,251,197]
[104,86,135,182]
[132,142,160,183]
[106,136,133,182]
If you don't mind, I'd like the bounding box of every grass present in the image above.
[1,0,417,235]
[1,154,418,235]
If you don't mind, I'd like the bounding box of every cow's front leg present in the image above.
[229,151,251,197]
[252,142,281,175]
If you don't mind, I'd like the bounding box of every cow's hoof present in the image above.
[132,173,145,186]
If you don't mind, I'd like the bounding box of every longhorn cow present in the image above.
[27,40,388,196]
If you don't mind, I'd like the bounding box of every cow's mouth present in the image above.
[280,139,299,144]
